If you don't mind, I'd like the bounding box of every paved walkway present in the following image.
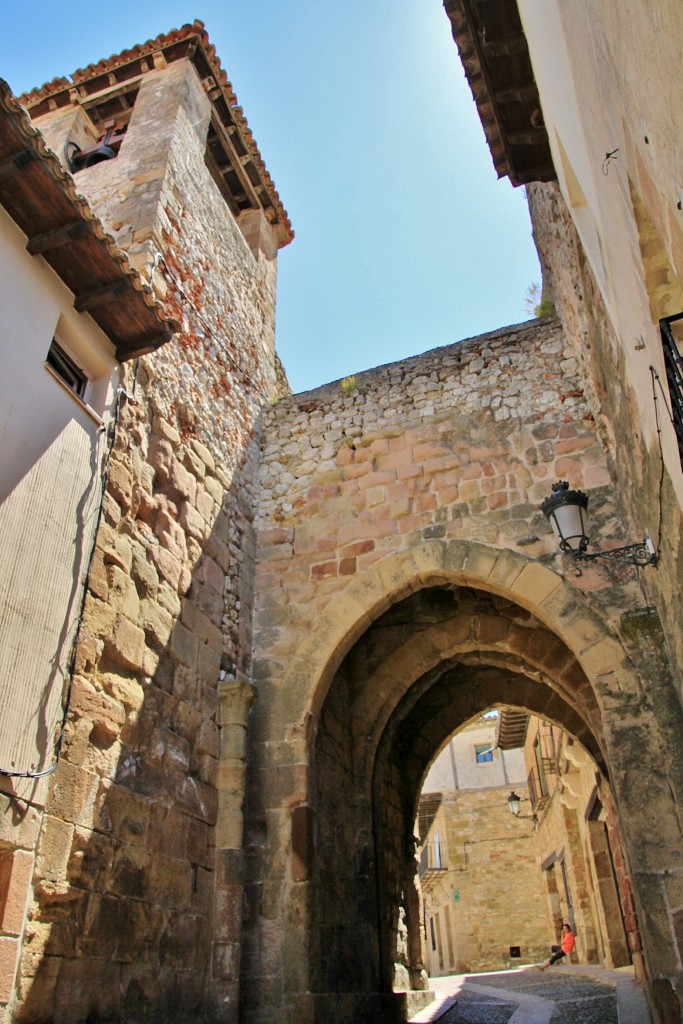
[409,964,651,1024]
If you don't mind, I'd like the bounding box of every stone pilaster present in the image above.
[212,677,257,1022]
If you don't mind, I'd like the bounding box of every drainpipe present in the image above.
[213,676,257,1023]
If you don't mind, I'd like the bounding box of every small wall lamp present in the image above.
[541,481,657,567]
[507,791,538,828]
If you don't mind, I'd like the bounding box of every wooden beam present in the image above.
[481,32,528,57]
[0,148,35,180]
[494,83,539,104]
[506,128,548,146]
[74,280,127,312]
[116,328,175,362]
[27,220,88,255]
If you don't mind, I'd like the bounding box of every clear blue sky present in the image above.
[0,1,540,394]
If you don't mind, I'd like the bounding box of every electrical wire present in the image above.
[0,386,129,780]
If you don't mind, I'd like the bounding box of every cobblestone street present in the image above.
[411,965,650,1024]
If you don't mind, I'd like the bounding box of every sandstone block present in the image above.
[190,438,215,472]
[203,473,224,504]
[169,458,197,504]
[139,598,174,650]
[0,936,18,1003]
[0,850,34,936]
[71,676,126,743]
[106,565,140,620]
[47,761,99,828]
[0,799,41,850]
[183,446,206,480]
[149,544,183,590]
[105,615,146,672]
[131,547,159,598]
[195,484,217,525]
[153,416,181,446]
[107,461,133,512]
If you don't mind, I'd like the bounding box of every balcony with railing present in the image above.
[418,840,448,891]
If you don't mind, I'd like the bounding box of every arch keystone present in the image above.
[400,539,448,581]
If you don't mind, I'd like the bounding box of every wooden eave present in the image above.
[443,0,556,187]
[0,80,177,361]
[496,708,530,750]
[20,20,293,249]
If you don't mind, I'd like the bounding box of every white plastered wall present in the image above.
[0,201,119,805]
[518,0,683,506]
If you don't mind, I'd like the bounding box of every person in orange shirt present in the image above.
[538,923,575,969]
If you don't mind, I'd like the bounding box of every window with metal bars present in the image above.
[660,313,683,466]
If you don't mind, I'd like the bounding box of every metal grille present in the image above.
[660,313,683,465]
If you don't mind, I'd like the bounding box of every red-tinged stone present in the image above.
[344,462,372,480]
[0,936,18,1003]
[258,527,294,546]
[339,557,356,576]
[311,561,337,580]
[487,491,508,511]
[340,539,375,558]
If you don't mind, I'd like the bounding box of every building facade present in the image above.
[419,717,548,976]
[0,6,682,1024]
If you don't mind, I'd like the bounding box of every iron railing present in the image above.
[660,313,683,465]
[418,841,447,880]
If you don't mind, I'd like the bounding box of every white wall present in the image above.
[422,719,526,794]
[0,203,118,803]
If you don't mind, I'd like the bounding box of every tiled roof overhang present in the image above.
[0,80,177,362]
[20,20,293,249]
[443,0,556,187]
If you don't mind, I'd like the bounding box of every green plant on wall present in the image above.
[340,375,357,395]
[525,282,556,318]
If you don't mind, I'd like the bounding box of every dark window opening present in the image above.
[46,339,87,398]
[660,313,683,467]
[509,946,521,958]
[430,917,437,951]
[69,122,129,172]
[68,84,139,173]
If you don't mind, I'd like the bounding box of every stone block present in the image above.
[169,457,197,503]
[181,598,223,648]
[0,850,34,936]
[149,542,183,590]
[0,936,18,1004]
[47,761,100,828]
[71,676,126,742]
[0,800,41,850]
[107,461,133,512]
[131,547,159,598]
[33,816,73,887]
[139,598,174,650]
[170,620,199,669]
[104,614,146,672]
[183,446,206,480]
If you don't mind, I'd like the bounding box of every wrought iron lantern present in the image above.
[541,481,657,567]
[507,791,522,816]
[507,791,538,828]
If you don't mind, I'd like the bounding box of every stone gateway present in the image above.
[1,6,683,1024]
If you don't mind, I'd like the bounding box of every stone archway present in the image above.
[244,539,683,1023]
